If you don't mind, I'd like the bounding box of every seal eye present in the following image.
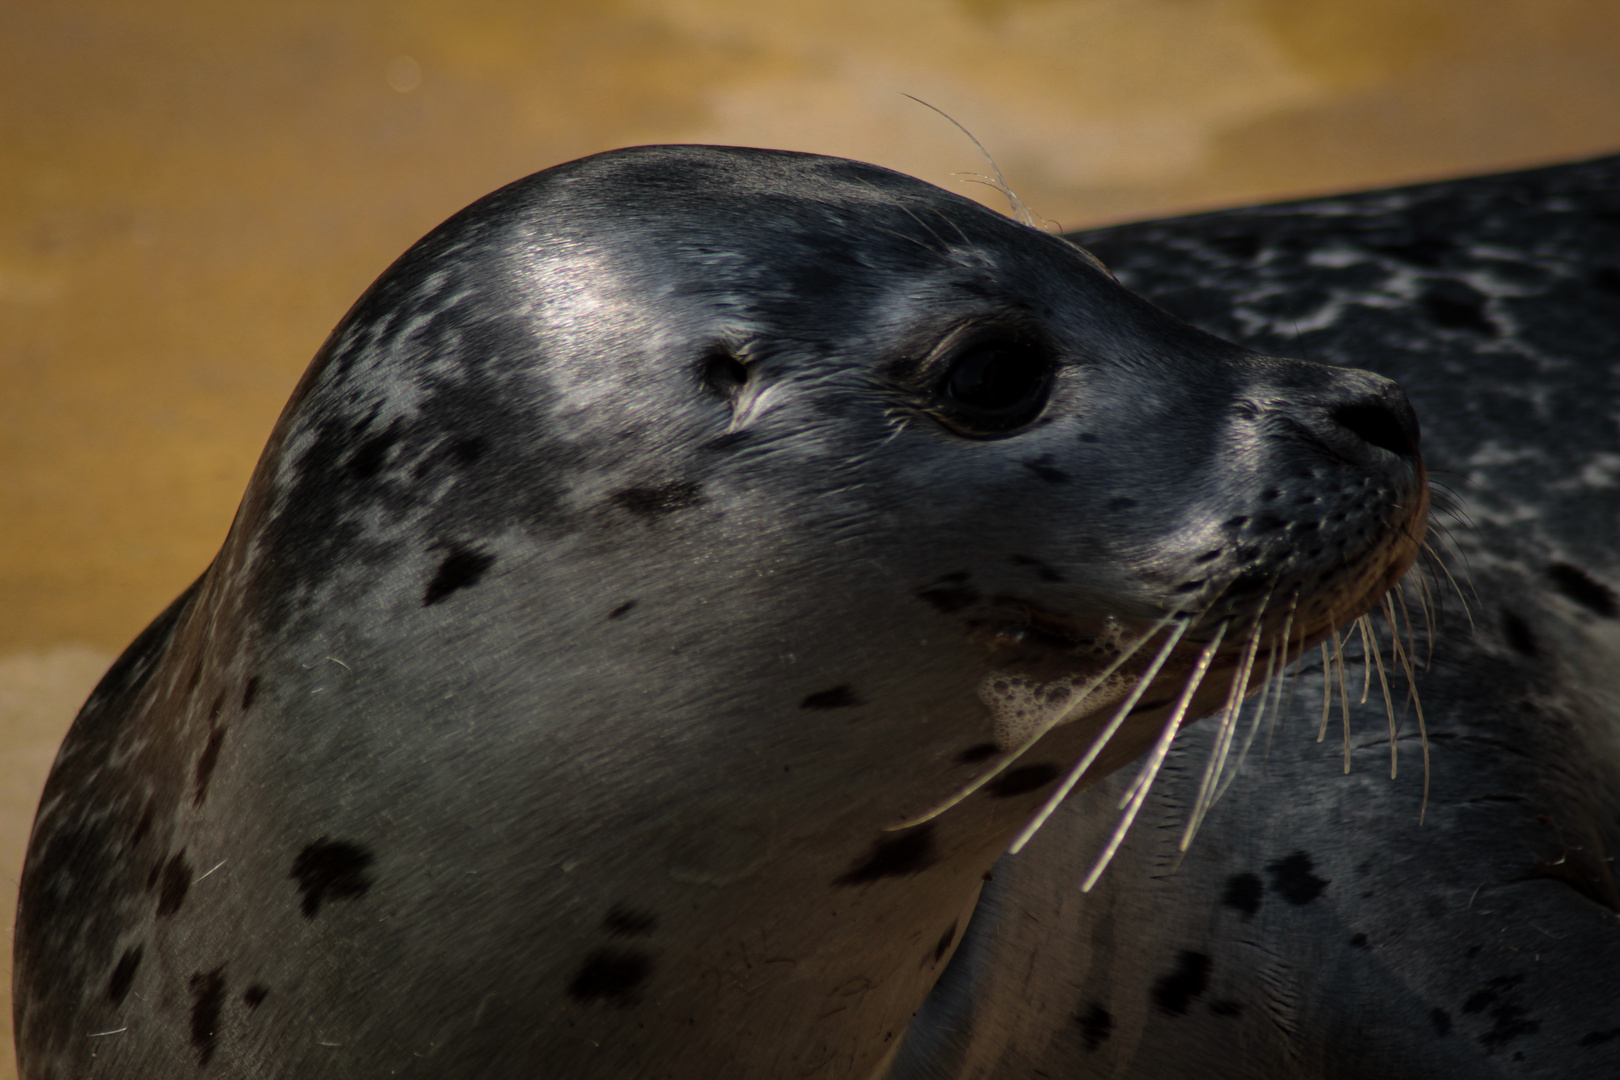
[937,337,1054,435]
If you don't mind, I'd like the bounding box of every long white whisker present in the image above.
[1371,603,1398,778]
[1317,642,1333,742]
[886,615,1175,830]
[1181,603,1269,850]
[1356,615,1374,705]
[1006,620,1192,854]
[1082,622,1229,891]
[1332,627,1353,773]
[1216,593,1297,803]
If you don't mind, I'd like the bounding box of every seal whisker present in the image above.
[1006,619,1192,854]
[902,94,1036,228]
[1083,622,1229,891]
[889,615,1178,831]
[1421,538,1476,630]
[1181,595,1271,850]
[1370,605,1399,778]
[1270,601,1309,762]
[1332,627,1353,773]
[1215,593,1297,804]
[1355,615,1374,705]
[1317,642,1333,743]
[1383,592,1431,819]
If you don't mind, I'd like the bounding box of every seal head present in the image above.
[16,145,1426,1080]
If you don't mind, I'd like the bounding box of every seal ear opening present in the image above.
[701,347,751,400]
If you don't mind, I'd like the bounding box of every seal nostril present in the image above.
[1332,402,1417,459]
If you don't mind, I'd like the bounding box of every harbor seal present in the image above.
[889,153,1620,1079]
[14,145,1424,1079]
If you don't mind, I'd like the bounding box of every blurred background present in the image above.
[4,0,1620,1070]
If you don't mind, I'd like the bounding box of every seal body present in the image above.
[889,154,1620,1079]
[14,146,1424,1079]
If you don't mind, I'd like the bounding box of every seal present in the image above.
[14,145,1425,1080]
[888,153,1620,1078]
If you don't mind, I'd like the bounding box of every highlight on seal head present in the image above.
[15,144,1430,1080]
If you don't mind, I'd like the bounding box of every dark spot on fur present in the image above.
[1152,951,1211,1016]
[290,838,375,918]
[193,727,227,806]
[422,545,497,606]
[186,661,202,694]
[933,920,957,962]
[208,692,225,724]
[1079,432,1100,443]
[801,685,864,709]
[188,967,226,1066]
[1349,932,1369,948]
[988,763,1061,797]
[1500,609,1537,657]
[957,743,998,764]
[1076,1003,1112,1051]
[106,945,143,1005]
[448,436,486,466]
[1207,232,1262,262]
[131,805,153,848]
[1129,696,1174,714]
[1431,1007,1452,1036]
[243,984,269,1010]
[568,949,652,1005]
[1221,872,1262,918]
[1591,266,1620,294]
[156,850,193,917]
[835,826,938,885]
[603,905,658,937]
[1010,554,1066,582]
[1547,562,1618,617]
[1106,496,1137,511]
[1463,975,1540,1049]
[348,425,401,479]
[241,675,260,711]
[1210,1000,1244,1017]
[1369,236,1453,268]
[1580,1027,1620,1047]
[1266,851,1328,905]
[608,600,637,620]
[1023,455,1070,483]
[1421,281,1497,336]
[612,481,704,518]
[916,583,980,614]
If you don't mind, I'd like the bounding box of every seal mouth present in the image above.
[891,464,1433,888]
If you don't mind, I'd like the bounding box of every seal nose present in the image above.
[1330,393,1421,460]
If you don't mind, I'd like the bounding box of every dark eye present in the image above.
[936,337,1055,435]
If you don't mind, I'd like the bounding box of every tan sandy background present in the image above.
[5,0,1620,1072]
